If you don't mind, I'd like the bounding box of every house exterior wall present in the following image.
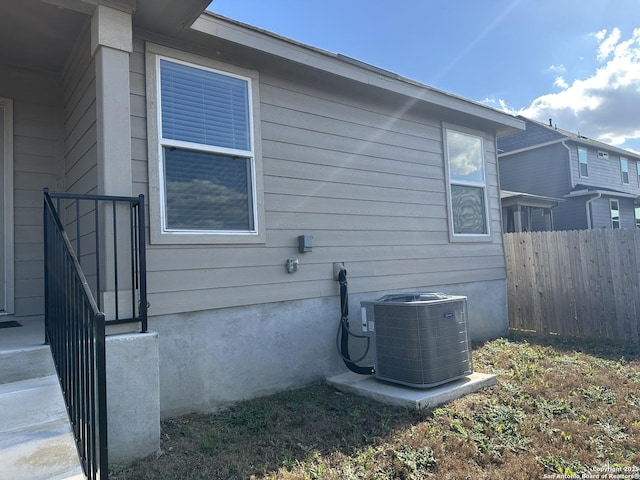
[132,35,510,414]
[499,143,570,198]
[568,140,640,194]
[0,65,61,316]
[552,198,588,231]
[62,23,98,196]
[153,278,507,417]
[589,196,636,230]
[133,37,507,321]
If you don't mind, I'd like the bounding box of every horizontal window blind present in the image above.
[160,59,250,151]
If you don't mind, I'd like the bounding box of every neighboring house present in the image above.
[500,190,563,233]
[498,116,640,231]
[1,0,523,460]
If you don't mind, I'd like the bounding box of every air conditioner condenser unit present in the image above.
[360,293,472,388]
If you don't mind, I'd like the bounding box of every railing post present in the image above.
[95,311,108,480]
[43,188,50,345]
[137,194,148,333]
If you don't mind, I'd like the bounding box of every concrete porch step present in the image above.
[0,316,51,385]
[0,375,85,480]
[0,345,53,384]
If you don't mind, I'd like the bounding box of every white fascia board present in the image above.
[498,139,565,158]
[191,13,524,133]
[565,189,638,199]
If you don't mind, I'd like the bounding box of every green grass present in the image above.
[110,332,640,479]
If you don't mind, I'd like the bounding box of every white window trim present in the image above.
[443,125,491,242]
[578,147,588,178]
[621,157,629,184]
[145,43,265,245]
[0,97,14,314]
[610,199,620,229]
[598,150,609,159]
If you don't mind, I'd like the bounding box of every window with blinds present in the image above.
[158,58,256,232]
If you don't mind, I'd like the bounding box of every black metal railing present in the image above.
[44,192,108,480]
[45,190,147,331]
[43,190,148,480]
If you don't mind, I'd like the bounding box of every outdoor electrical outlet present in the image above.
[286,258,299,273]
[333,262,346,280]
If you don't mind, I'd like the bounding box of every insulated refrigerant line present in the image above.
[336,267,374,375]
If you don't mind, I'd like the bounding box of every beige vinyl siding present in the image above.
[130,38,147,192]
[62,24,96,196]
[59,23,99,292]
[137,42,505,317]
[0,65,61,316]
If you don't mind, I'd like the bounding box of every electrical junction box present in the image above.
[360,293,472,388]
[298,235,313,253]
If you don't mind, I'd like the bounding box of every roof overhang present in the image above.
[0,0,90,73]
[188,13,525,137]
[0,0,211,74]
[565,189,638,200]
[134,0,211,35]
[501,190,564,209]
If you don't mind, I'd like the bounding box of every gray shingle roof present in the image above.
[498,116,640,160]
[497,116,565,152]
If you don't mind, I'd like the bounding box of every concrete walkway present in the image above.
[0,375,84,480]
[0,318,85,480]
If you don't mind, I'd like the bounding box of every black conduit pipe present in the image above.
[338,268,375,375]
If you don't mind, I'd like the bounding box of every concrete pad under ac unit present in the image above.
[326,371,497,410]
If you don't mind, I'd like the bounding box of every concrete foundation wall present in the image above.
[151,279,506,417]
[106,332,160,463]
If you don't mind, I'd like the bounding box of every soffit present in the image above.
[0,0,88,74]
[133,0,211,35]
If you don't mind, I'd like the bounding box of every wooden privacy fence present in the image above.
[504,229,640,342]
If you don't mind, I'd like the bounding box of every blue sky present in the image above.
[208,0,640,152]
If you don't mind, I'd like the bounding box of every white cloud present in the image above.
[597,27,622,61]
[548,64,566,73]
[481,97,518,114]
[516,27,640,148]
[553,76,568,89]
[593,29,607,42]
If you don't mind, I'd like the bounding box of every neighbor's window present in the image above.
[636,206,640,228]
[610,199,620,229]
[578,148,588,177]
[158,58,256,233]
[445,129,488,236]
[621,158,629,184]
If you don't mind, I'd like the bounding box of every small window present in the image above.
[635,206,640,228]
[445,129,488,237]
[610,199,620,229]
[578,148,588,177]
[621,158,629,184]
[598,151,609,159]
